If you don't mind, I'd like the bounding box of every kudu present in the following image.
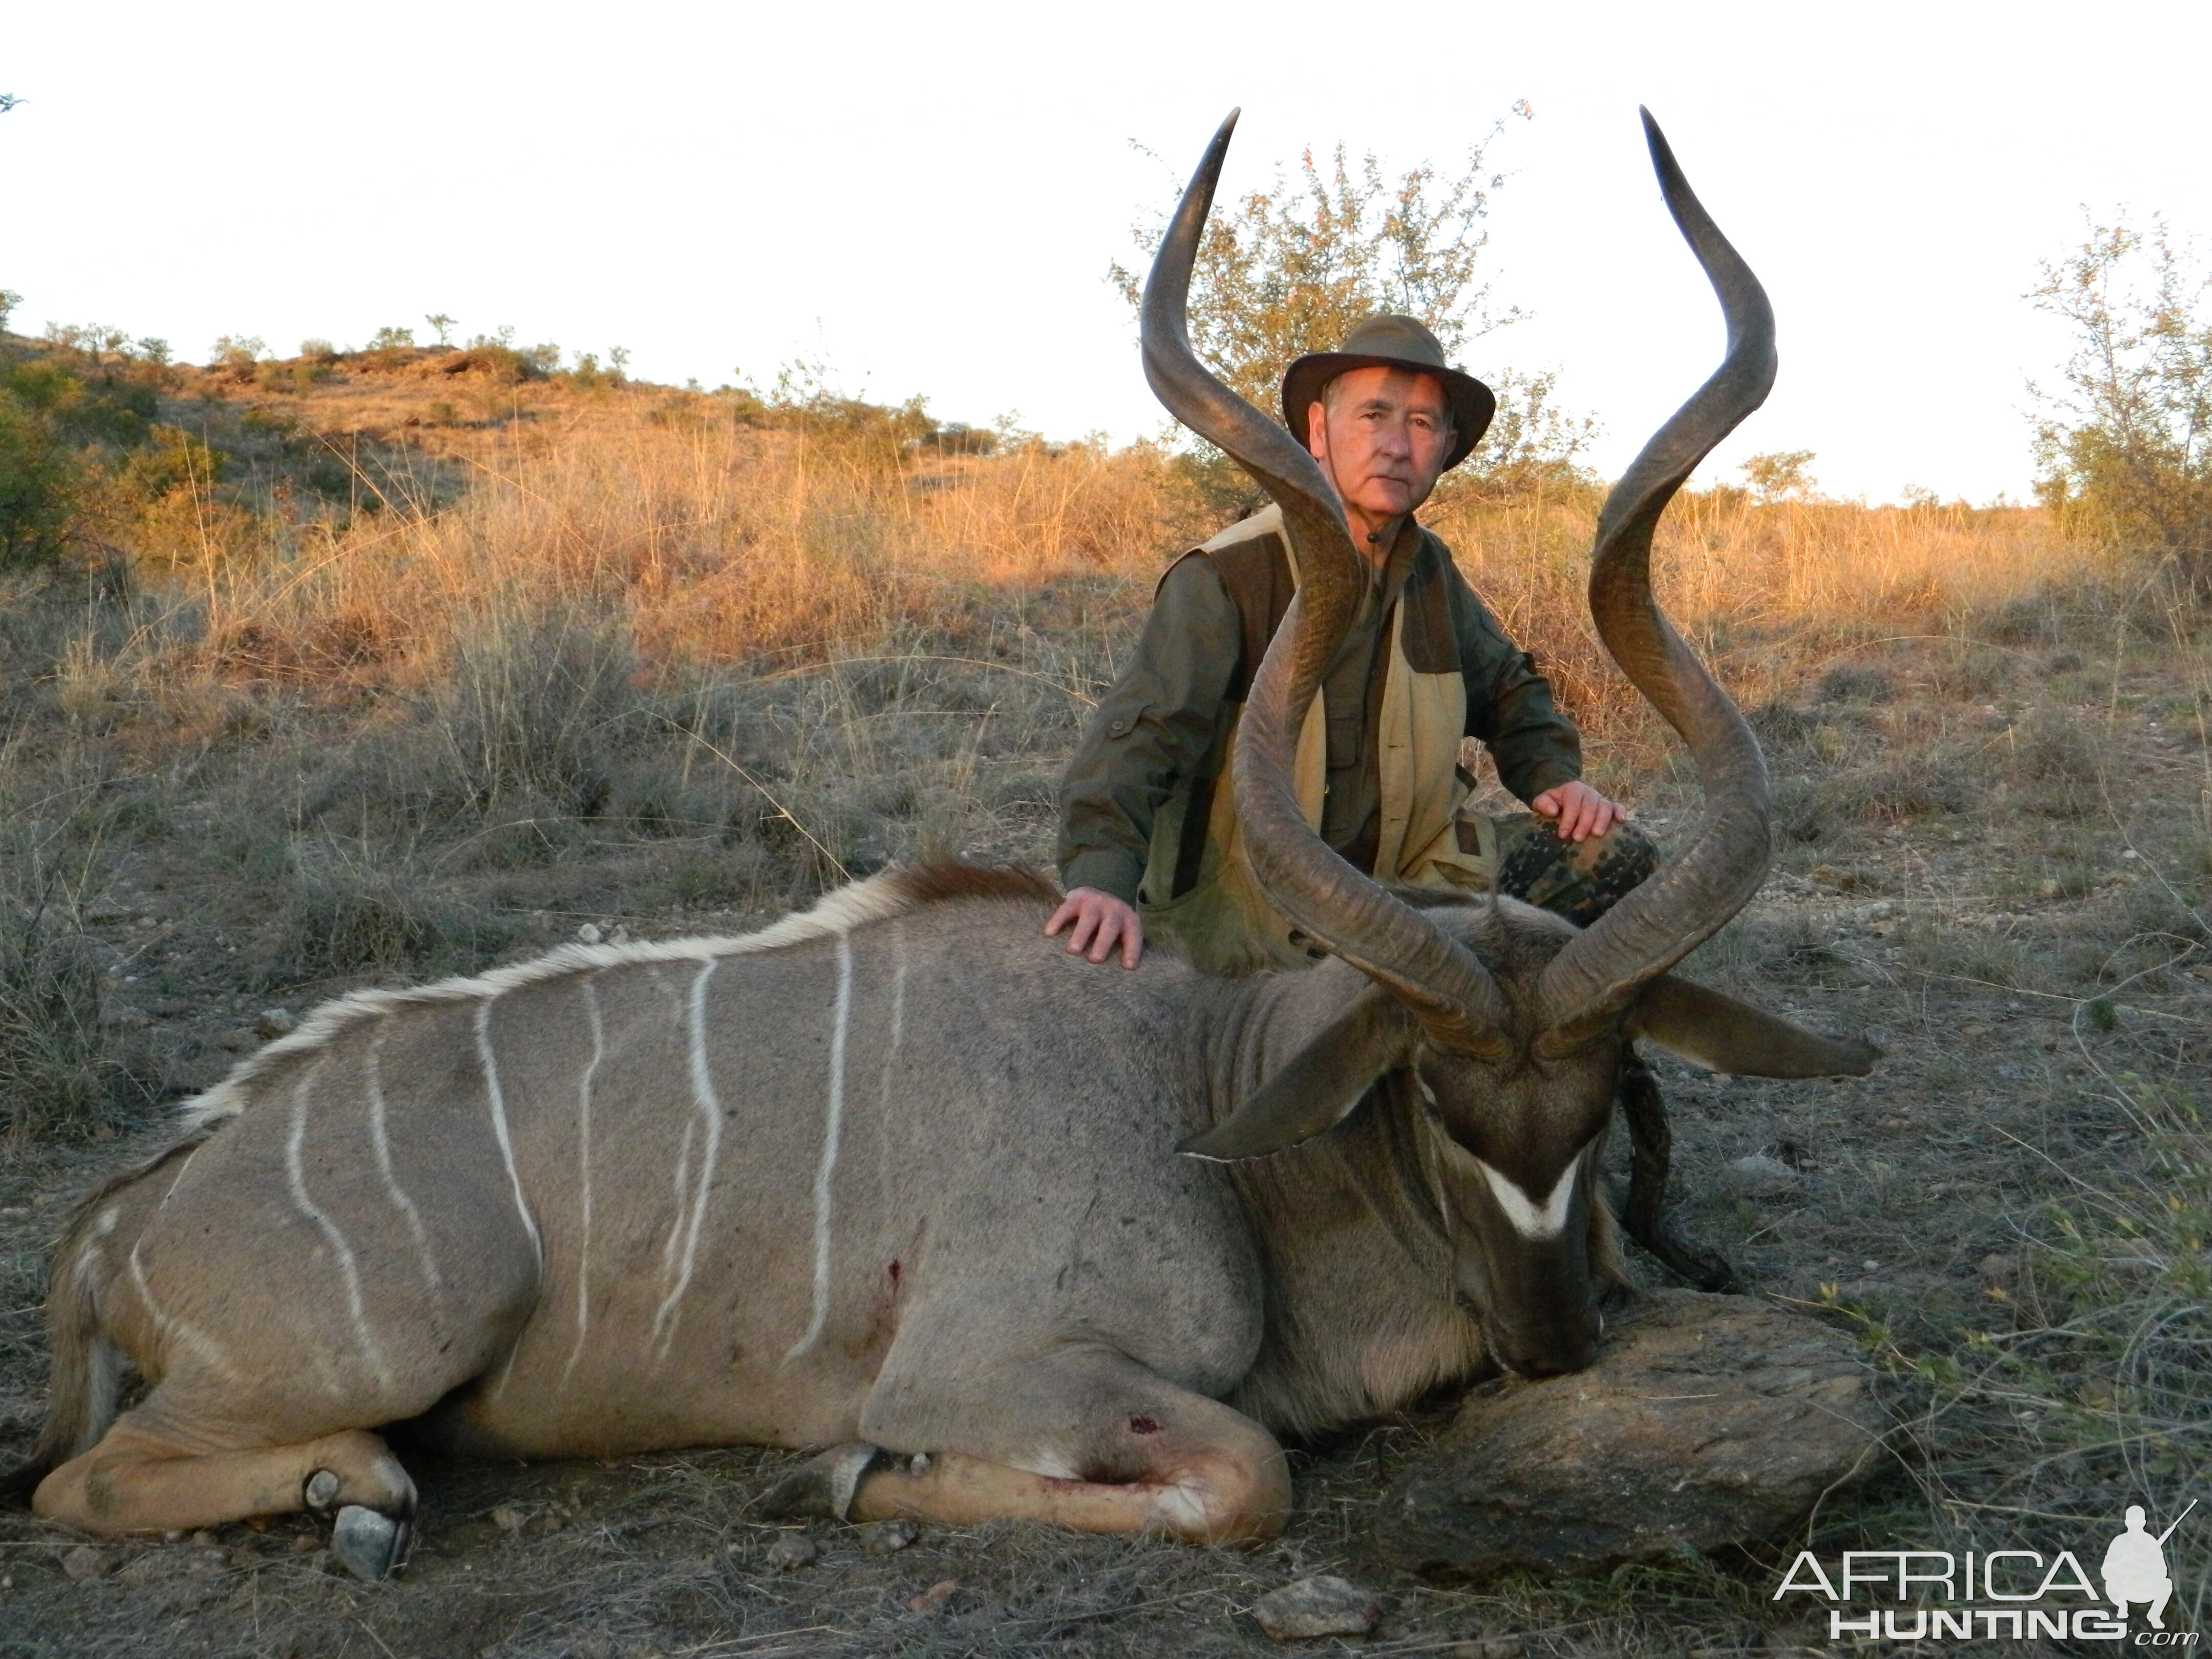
[15,110,1873,1578]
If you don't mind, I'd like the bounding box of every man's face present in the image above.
[1306,366,1453,529]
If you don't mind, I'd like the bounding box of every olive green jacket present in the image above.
[1056,506,1582,968]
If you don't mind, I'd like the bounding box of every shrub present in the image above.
[210,333,266,369]
[2032,216,2212,594]
[0,391,80,567]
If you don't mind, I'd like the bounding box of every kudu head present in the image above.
[1156,110,1877,1378]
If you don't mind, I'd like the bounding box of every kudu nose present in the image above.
[1493,1305,1603,1379]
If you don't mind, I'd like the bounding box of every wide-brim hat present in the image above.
[1280,314,1496,474]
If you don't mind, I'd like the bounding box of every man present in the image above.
[1050,313,1652,973]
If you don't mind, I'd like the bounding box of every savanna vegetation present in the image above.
[0,183,2207,1655]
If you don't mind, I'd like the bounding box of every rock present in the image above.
[577,923,604,945]
[1725,1154,1802,1198]
[61,1545,116,1582]
[1374,1289,1887,1581]
[490,1505,528,1533]
[1250,1576,1381,1641]
[858,1518,916,1556]
[763,1532,817,1570]
[253,1008,297,1039]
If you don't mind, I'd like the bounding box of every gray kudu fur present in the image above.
[15,110,1875,1578]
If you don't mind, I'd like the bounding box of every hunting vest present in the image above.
[1136,505,1490,975]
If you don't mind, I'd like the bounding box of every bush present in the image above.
[0,392,80,567]
[210,333,266,369]
[2032,216,2212,593]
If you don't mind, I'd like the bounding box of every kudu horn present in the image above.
[1140,110,1509,1056]
[1535,109,1780,1051]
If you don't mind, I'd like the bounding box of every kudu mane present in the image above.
[178,863,1060,1133]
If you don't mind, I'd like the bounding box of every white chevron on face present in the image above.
[1471,1153,1582,1241]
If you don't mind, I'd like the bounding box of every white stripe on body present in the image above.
[285,1066,392,1389]
[661,1119,694,1280]
[559,975,607,1390]
[652,959,725,1352]
[474,998,544,1269]
[784,929,855,1365]
[366,1025,443,1295]
[125,1241,244,1386]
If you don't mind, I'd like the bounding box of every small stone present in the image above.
[1250,1576,1382,1641]
[577,923,604,945]
[253,1008,297,1039]
[1451,1640,1524,1659]
[490,1505,528,1533]
[908,1578,959,1613]
[188,1528,219,1546]
[61,1545,116,1582]
[763,1533,817,1571]
[1725,1154,1802,1198]
[859,1518,917,1556]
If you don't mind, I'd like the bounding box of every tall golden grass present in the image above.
[163,396,2103,738]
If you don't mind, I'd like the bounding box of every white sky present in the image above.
[5,1,2205,504]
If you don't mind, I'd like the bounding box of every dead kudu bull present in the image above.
[16,111,1873,1579]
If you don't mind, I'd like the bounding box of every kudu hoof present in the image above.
[330,1505,410,1582]
[754,1442,884,1522]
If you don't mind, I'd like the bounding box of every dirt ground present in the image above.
[2,600,2208,1657]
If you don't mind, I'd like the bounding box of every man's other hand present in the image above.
[1045,888,1145,969]
[1530,781,1629,843]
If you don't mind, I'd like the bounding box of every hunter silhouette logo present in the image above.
[1772,1496,2201,1643]
[2106,1501,2194,1632]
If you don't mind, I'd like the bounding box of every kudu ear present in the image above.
[1629,975,1879,1078]
[1179,988,1414,1162]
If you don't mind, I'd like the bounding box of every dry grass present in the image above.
[1,363,2207,1655]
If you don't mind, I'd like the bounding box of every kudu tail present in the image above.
[3,1237,119,1502]
[0,1145,188,1504]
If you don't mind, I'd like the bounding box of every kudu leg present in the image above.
[1618,1048,1736,1292]
[846,1438,1286,1543]
[34,1410,416,1578]
[765,1345,1290,1543]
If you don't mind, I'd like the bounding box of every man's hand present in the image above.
[1045,887,1145,969]
[1530,781,1629,843]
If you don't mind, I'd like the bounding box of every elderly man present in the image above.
[1050,313,1652,973]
